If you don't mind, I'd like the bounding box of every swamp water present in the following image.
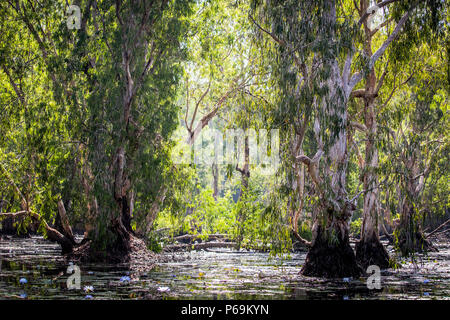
[0,236,448,300]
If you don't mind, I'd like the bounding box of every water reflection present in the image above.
[0,236,448,300]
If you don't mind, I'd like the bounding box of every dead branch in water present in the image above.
[163,241,237,252]
[169,233,230,243]
[426,219,450,238]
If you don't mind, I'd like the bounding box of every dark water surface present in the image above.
[0,236,448,300]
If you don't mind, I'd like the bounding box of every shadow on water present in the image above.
[0,236,449,300]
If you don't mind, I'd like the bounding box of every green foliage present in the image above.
[154,176,292,254]
[145,233,164,253]
[350,218,362,238]
[183,188,235,236]
[0,0,447,262]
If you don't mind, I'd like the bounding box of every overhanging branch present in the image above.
[348,9,410,93]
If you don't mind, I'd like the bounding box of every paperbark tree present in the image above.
[386,84,446,256]
[353,0,390,269]
[83,0,194,261]
[1,0,194,261]
[251,0,414,277]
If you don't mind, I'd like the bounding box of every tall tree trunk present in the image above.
[88,40,137,261]
[354,0,390,269]
[299,1,361,278]
[212,163,219,200]
[290,142,311,247]
[241,135,250,191]
[300,69,361,278]
[394,148,435,256]
[355,98,389,268]
[235,134,250,249]
[396,201,431,256]
[236,134,250,197]
[292,158,305,234]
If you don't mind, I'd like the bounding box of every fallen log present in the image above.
[426,227,450,239]
[426,219,450,238]
[56,200,76,244]
[170,233,230,244]
[163,241,236,252]
[0,163,77,254]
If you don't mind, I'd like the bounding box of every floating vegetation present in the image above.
[0,237,449,300]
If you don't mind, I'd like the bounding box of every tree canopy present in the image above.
[0,0,448,277]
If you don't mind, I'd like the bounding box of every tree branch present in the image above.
[426,219,450,238]
[348,9,411,93]
[370,17,394,37]
[292,229,311,247]
[350,121,368,132]
[2,65,26,105]
[248,13,285,47]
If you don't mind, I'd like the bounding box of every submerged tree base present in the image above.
[67,234,157,272]
[301,227,362,278]
[396,231,438,257]
[355,236,390,270]
[65,236,157,274]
